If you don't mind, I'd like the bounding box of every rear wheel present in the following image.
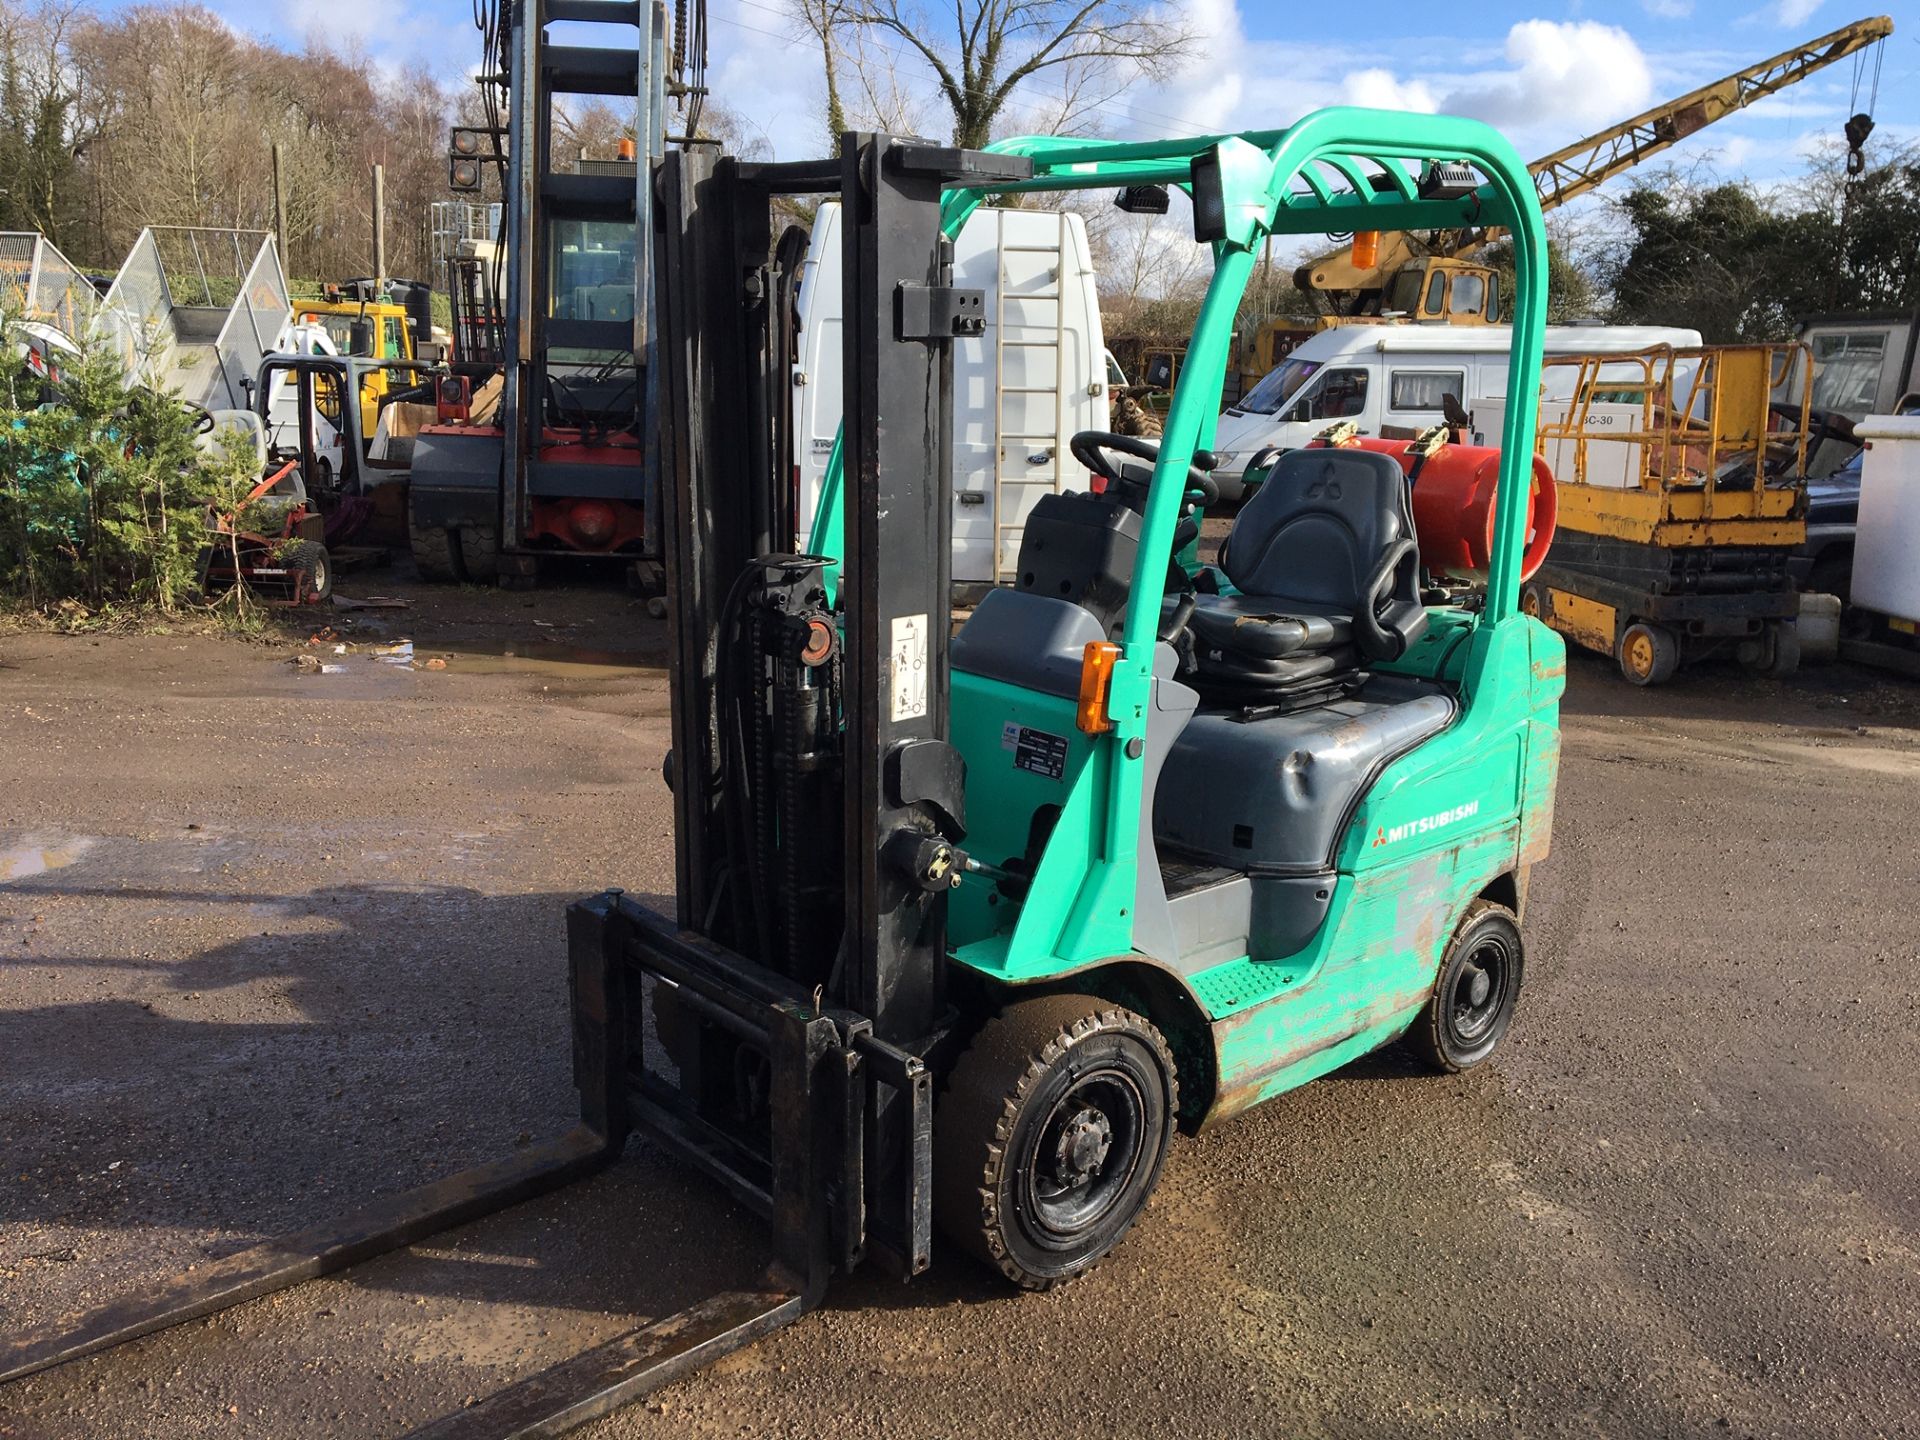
[1406,899,1524,1073]
[1617,621,1679,686]
[934,994,1176,1291]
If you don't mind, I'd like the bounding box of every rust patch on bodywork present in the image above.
[1200,840,1505,1127]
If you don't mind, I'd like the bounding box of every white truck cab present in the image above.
[1209,323,1701,498]
[793,201,1108,588]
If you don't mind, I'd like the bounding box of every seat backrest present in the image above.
[1222,446,1413,609]
[1012,490,1140,635]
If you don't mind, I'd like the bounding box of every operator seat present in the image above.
[1186,446,1427,707]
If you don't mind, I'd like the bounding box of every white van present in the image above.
[1209,323,1701,498]
[793,202,1108,587]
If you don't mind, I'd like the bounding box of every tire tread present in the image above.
[934,994,1176,1292]
[1406,898,1521,1074]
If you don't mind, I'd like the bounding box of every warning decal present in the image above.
[891,613,928,721]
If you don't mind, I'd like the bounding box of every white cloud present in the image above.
[1125,0,1251,137]
[1342,68,1438,114]
[1770,0,1824,25]
[1640,0,1694,17]
[1119,12,1657,158]
[279,0,392,48]
[1441,21,1654,133]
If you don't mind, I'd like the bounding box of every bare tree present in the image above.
[839,29,931,137]
[789,0,851,151]
[57,6,459,281]
[788,0,931,148]
[847,0,1195,150]
[0,0,99,245]
[553,98,637,171]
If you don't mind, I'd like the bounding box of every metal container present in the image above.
[1852,415,1920,624]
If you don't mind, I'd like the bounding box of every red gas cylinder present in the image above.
[1327,435,1556,584]
[567,499,619,548]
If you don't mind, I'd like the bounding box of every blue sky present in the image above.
[194,0,1917,190]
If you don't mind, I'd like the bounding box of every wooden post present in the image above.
[272,144,290,275]
[371,163,386,288]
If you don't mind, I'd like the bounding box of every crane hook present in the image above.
[1844,112,1875,177]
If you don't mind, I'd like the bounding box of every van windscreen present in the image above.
[1231,357,1321,415]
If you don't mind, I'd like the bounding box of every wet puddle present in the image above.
[0,834,95,883]
[417,639,653,679]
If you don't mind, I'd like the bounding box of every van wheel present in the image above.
[1406,899,1523,1073]
[934,994,1176,1291]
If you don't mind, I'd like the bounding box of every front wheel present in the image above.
[934,994,1177,1291]
[1406,899,1524,1073]
[284,540,333,603]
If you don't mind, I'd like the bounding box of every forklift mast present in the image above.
[460,0,666,560]
[644,136,1027,1274]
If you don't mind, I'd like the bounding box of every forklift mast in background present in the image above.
[497,0,662,552]
[410,0,673,581]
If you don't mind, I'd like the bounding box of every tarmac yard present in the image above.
[2,591,1918,1440]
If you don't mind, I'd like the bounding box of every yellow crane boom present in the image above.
[1297,14,1894,310]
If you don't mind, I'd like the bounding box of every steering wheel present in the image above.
[180,399,216,436]
[1771,401,1856,446]
[1070,431,1220,508]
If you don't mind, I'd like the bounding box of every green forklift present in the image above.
[2,108,1561,1433]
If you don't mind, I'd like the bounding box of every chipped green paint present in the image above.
[816,111,1559,1127]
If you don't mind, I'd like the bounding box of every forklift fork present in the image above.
[0,891,859,1436]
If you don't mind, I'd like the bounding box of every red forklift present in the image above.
[407,0,665,587]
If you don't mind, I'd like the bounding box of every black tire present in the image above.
[457,524,499,584]
[934,993,1176,1291]
[1617,621,1679,686]
[1406,899,1524,1073]
[284,540,333,603]
[407,501,459,583]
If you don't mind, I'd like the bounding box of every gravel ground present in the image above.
[2,579,1917,1440]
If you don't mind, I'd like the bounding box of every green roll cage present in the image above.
[806,107,1550,927]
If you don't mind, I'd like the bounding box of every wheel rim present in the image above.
[1622,629,1654,680]
[1020,1067,1148,1248]
[1521,587,1541,618]
[1448,932,1513,1046]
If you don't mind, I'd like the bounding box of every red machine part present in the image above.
[525,430,646,552]
[435,375,472,422]
[412,424,647,553]
[1329,435,1557,583]
[527,496,646,552]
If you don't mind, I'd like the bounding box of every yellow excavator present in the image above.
[1291,15,1894,326]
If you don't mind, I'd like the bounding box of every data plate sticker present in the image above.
[1001,722,1068,780]
[890,613,928,721]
